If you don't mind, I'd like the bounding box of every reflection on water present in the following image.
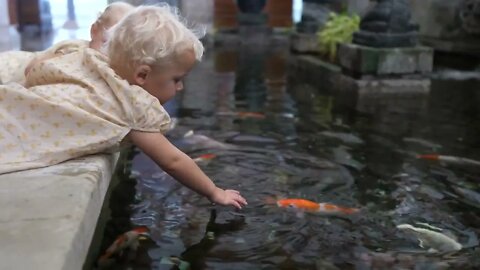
[99,45,480,269]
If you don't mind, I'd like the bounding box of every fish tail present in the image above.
[264,196,278,205]
[319,203,359,214]
[338,206,360,214]
[199,153,216,160]
[417,154,440,161]
[132,226,149,235]
[98,252,113,263]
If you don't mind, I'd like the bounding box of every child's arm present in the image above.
[128,130,247,209]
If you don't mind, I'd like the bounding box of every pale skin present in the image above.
[115,49,248,209]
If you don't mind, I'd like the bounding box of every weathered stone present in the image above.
[409,0,480,56]
[338,43,433,75]
[459,0,480,35]
[289,55,342,93]
[291,55,431,119]
[353,0,419,47]
[290,32,320,54]
[347,0,371,16]
[0,154,119,270]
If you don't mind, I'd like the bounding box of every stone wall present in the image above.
[409,0,480,56]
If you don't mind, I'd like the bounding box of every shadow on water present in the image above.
[95,42,480,269]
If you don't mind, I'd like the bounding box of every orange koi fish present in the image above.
[236,111,266,119]
[193,153,217,163]
[276,198,360,215]
[97,226,149,265]
[217,111,266,119]
[417,154,480,167]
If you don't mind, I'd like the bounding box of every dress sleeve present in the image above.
[83,49,172,134]
[129,93,172,133]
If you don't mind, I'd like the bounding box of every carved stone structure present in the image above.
[337,0,433,77]
[460,0,480,35]
[353,0,419,48]
[409,0,480,56]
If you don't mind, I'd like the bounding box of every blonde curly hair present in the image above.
[105,4,205,70]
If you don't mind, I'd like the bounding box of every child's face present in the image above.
[140,50,197,104]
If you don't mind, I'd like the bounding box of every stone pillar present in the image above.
[353,0,419,48]
[339,0,433,76]
[0,0,20,51]
[336,0,432,118]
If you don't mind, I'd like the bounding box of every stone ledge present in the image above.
[290,32,320,54]
[338,43,433,75]
[0,153,119,270]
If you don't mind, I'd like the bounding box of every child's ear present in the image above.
[90,23,99,40]
[133,65,152,86]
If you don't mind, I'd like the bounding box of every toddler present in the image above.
[0,5,247,209]
[0,2,134,84]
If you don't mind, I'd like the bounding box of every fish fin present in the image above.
[417,154,439,161]
[133,226,149,235]
[418,239,425,249]
[340,207,360,215]
[264,196,279,205]
[183,130,194,137]
[415,222,443,232]
[296,211,306,219]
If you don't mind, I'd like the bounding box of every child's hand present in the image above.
[209,187,248,210]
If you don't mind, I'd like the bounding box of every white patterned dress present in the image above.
[0,39,89,84]
[0,48,170,174]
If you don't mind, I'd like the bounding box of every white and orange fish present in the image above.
[193,153,217,163]
[417,154,480,167]
[237,111,266,119]
[97,226,149,266]
[275,198,360,215]
[217,111,266,119]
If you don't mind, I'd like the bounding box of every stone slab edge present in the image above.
[0,153,119,270]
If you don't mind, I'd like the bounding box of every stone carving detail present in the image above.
[353,0,419,48]
[460,0,480,35]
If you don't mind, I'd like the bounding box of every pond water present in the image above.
[97,45,480,270]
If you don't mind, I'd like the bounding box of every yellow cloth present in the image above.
[0,39,89,84]
[0,48,170,174]
[0,51,36,84]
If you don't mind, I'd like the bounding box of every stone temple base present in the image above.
[290,32,320,54]
[290,55,431,114]
[338,43,433,76]
[338,78,431,114]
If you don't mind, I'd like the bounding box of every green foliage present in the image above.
[317,12,360,62]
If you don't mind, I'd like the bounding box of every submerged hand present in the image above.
[209,187,248,210]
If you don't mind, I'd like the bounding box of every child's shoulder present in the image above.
[48,39,90,56]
